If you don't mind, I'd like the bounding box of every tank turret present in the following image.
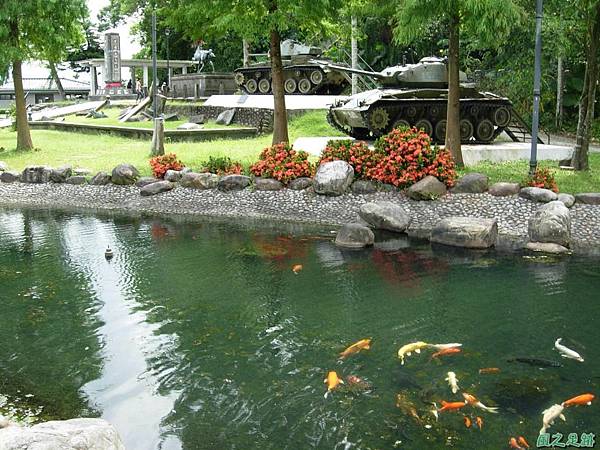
[324,57,513,144]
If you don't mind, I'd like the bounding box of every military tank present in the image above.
[320,57,512,143]
[233,40,349,95]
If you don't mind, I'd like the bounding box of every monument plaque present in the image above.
[104,32,122,86]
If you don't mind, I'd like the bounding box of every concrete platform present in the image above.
[293,137,351,156]
[204,95,348,110]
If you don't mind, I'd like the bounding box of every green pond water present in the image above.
[1,208,600,450]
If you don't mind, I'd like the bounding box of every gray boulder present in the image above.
[140,180,174,196]
[528,200,571,247]
[164,169,183,182]
[489,182,521,197]
[575,193,600,205]
[111,164,140,185]
[21,166,52,183]
[255,178,283,191]
[50,165,72,183]
[0,161,8,172]
[313,161,354,196]
[180,172,220,189]
[519,186,558,203]
[358,201,412,232]
[89,172,111,186]
[216,109,236,125]
[0,418,125,450]
[65,176,87,185]
[135,177,160,187]
[451,172,489,193]
[0,171,20,183]
[188,114,205,124]
[407,175,447,200]
[431,217,498,249]
[557,193,575,208]
[217,174,251,192]
[525,242,570,255]
[335,223,375,248]
[288,177,313,190]
[351,180,378,194]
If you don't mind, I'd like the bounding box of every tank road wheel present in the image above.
[369,107,391,132]
[284,78,297,94]
[310,70,324,85]
[392,119,410,131]
[429,106,441,118]
[470,105,480,116]
[258,78,271,94]
[234,72,245,86]
[414,119,433,137]
[245,79,258,94]
[434,120,447,142]
[406,106,417,118]
[475,119,495,142]
[298,78,312,94]
[493,106,511,127]
[459,119,474,141]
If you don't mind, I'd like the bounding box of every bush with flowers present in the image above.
[524,167,558,192]
[201,156,244,175]
[250,142,314,184]
[365,127,457,188]
[149,153,184,179]
[318,140,380,180]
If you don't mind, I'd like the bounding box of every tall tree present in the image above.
[0,0,87,150]
[393,0,522,166]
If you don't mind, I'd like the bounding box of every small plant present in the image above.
[201,156,243,175]
[524,167,558,192]
[250,142,314,184]
[318,140,379,180]
[149,153,184,179]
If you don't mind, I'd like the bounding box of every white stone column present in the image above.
[91,66,98,96]
[143,66,149,87]
[182,66,188,75]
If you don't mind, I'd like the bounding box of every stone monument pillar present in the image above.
[104,32,122,87]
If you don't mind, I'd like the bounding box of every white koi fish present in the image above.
[462,393,499,413]
[540,403,566,435]
[555,338,584,362]
[397,341,430,365]
[445,371,459,394]
[431,343,463,350]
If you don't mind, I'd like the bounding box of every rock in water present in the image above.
[217,175,251,192]
[519,187,558,203]
[528,200,571,247]
[0,418,125,450]
[111,164,140,185]
[431,217,498,248]
[216,109,236,125]
[140,180,174,196]
[525,242,570,254]
[335,223,375,248]
[407,176,447,200]
[180,172,220,189]
[358,201,412,232]
[489,182,520,197]
[451,173,489,193]
[313,161,354,196]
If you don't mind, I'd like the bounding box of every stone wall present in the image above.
[171,73,237,98]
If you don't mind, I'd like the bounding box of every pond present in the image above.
[0,208,599,449]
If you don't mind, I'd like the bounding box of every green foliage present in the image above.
[200,156,244,175]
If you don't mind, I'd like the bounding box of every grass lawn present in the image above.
[0,111,344,176]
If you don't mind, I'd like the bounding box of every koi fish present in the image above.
[430,343,463,350]
[431,347,461,360]
[475,416,483,429]
[562,393,595,407]
[438,400,467,413]
[398,341,430,365]
[430,402,439,421]
[445,371,459,394]
[540,403,565,435]
[517,436,530,449]
[396,392,421,423]
[508,357,562,368]
[479,367,501,374]
[324,371,344,398]
[463,416,471,428]
[292,264,303,274]
[509,437,523,449]
[462,393,499,413]
[339,338,371,359]
[554,338,584,362]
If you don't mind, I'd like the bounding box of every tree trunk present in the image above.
[242,39,250,67]
[12,59,34,151]
[572,3,600,171]
[445,11,463,167]
[351,16,359,95]
[150,118,165,156]
[555,55,564,129]
[49,61,66,100]
[269,29,289,144]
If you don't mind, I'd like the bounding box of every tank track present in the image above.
[326,108,371,140]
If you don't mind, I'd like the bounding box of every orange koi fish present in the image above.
[292,264,303,274]
[479,367,501,374]
[517,436,530,449]
[462,393,499,413]
[463,416,472,428]
[431,347,462,360]
[324,371,343,398]
[475,416,483,429]
[339,338,371,359]
[509,437,523,449]
[438,400,467,412]
[562,393,595,407]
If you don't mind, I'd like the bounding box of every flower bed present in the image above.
[250,143,314,184]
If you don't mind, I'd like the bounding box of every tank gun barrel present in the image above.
[309,60,385,79]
